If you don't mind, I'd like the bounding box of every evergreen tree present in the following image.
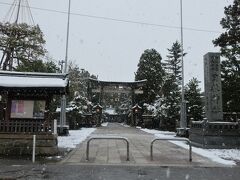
[164,41,185,84]
[0,23,46,70]
[213,0,240,113]
[185,78,203,125]
[156,41,185,130]
[15,59,59,73]
[69,93,90,114]
[135,49,165,104]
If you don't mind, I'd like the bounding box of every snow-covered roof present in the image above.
[0,71,68,88]
[132,104,142,109]
[93,104,103,109]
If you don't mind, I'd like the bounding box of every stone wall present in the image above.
[0,133,58,156]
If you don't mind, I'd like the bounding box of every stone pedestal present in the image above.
[190,52,240,148]
[190,121,240,148]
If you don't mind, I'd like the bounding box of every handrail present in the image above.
[150,137,192,162]
[86,136,129,161]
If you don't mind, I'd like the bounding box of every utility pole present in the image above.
[60,0,71,134]
[64,0,71,73]
[179,0,187,132]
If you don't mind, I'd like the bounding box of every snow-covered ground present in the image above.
[120,123,130,128]
[57,122,116,149]
[58,128,96,149]
[141,128,240,166]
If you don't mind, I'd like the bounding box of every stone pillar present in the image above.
[204,52,223,122]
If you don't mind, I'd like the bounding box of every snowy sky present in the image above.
[0,0,233,90]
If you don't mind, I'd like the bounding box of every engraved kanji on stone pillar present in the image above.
[204,52,223,122]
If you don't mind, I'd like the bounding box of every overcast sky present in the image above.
[0,0,233,89]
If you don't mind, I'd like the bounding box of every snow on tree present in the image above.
[185,78,204,125]
[0,22,46,70]
[213,0,240,113]
[68,62,97,113]
[135,49,165,104]
[157,74,181,131]
[69,94,91,115]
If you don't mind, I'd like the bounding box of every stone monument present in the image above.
[189,52,240,148]
[204,52,223,122]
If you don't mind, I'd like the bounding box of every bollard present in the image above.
[150,137,192,162]
[86,136,129,161]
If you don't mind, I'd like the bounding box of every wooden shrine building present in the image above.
[0,71,68,155]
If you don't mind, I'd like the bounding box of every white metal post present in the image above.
[54,119,57,135]
[32,135,36,163]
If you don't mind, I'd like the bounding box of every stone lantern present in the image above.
[132,104,142,126]
[93,104,103,127]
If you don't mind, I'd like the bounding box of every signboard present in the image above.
[11,100,46,119]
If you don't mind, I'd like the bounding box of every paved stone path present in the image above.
[61,123,223,167]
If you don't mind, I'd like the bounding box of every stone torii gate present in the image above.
[88,78,147,106]
[87,78,147,125]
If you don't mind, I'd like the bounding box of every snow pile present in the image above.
[142,128,175,137]
[58,128,96,149]
[208,149,240,162]
[101,122,108,127]
[120,123,130,128]
[141,128,238,165]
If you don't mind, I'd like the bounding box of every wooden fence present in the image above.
[0,119,52,133]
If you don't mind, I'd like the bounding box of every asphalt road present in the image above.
[0,164,240,180]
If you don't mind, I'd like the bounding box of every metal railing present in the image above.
[86,136,129,161]
[150,138,192,162]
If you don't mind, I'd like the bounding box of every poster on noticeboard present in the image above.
[11,100,46,119]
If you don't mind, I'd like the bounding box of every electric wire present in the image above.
[26,0,34,25]
[3,0,16,22]
[8,0,17,23]
[0,1,221,33]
